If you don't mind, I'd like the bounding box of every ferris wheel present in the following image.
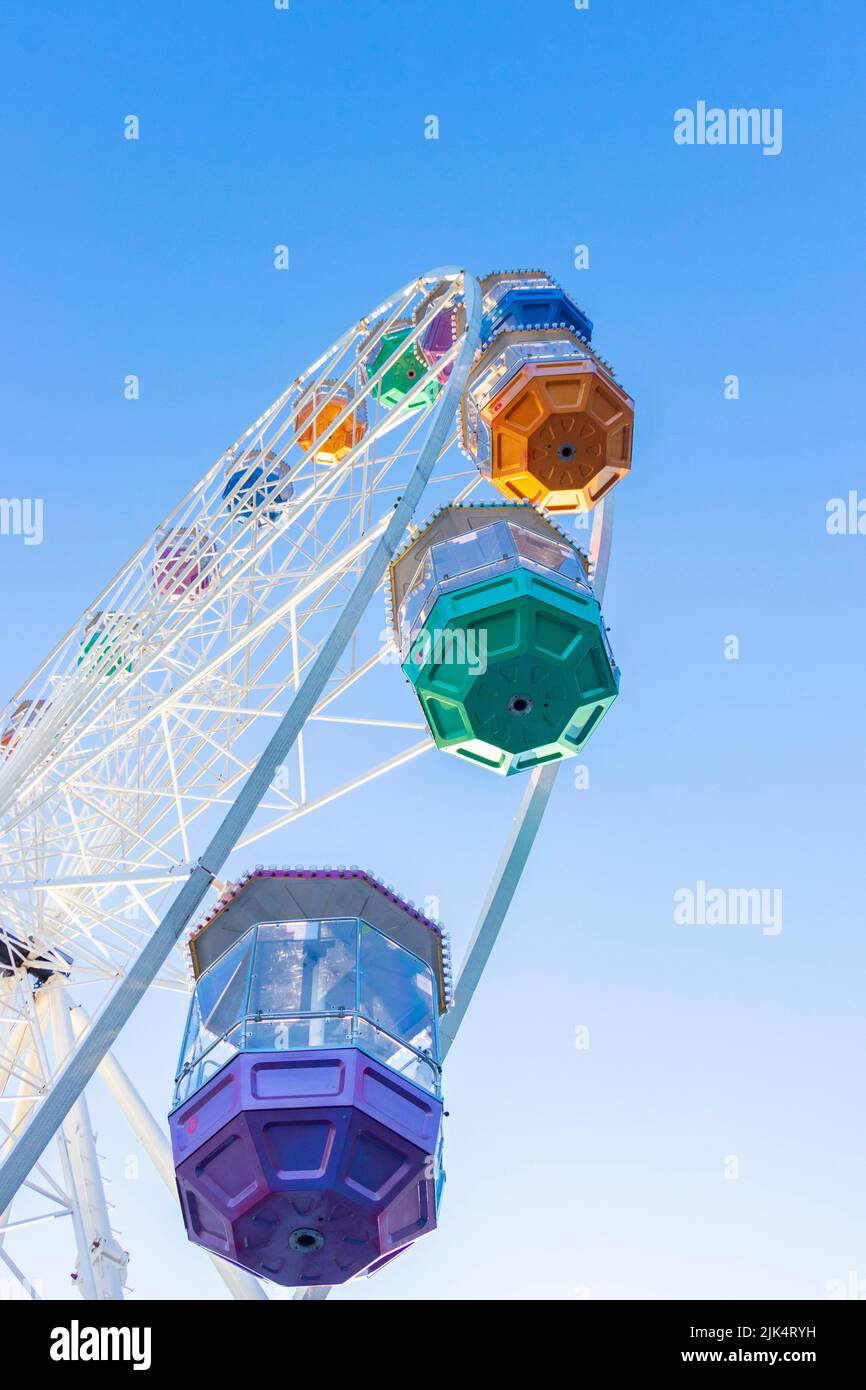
[0,265,633,1300]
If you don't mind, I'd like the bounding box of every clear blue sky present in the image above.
[1,0,864,1300]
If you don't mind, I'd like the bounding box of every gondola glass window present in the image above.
[174,917,440,1106]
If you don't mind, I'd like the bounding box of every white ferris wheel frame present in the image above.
[0,265,615,1301]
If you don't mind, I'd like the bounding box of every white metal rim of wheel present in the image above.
[0,268,473,984]
[0,265,611,1299]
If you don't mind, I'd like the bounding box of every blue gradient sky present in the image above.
[1,0,864,1300]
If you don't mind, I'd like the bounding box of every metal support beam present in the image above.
[28,987,99,1300]
[441,495,614,1057]
[46,986,127,1300]
[439,761,558,1057]
[0,270,481,1219]
[69,1004,267,1302]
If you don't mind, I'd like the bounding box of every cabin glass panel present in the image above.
[358,923,435,1052]
[430,523,512,584]
[174,916,440,1107]
[399,556,437,647]
[178,933,252,1076]
[249,918,357,1017]
[509,524,590,589]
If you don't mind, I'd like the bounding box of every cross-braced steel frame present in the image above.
[0,267,614,1300]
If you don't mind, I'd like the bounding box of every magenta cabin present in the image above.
[152,527,218,601]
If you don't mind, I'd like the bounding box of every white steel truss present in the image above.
[0,267,605,1301]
